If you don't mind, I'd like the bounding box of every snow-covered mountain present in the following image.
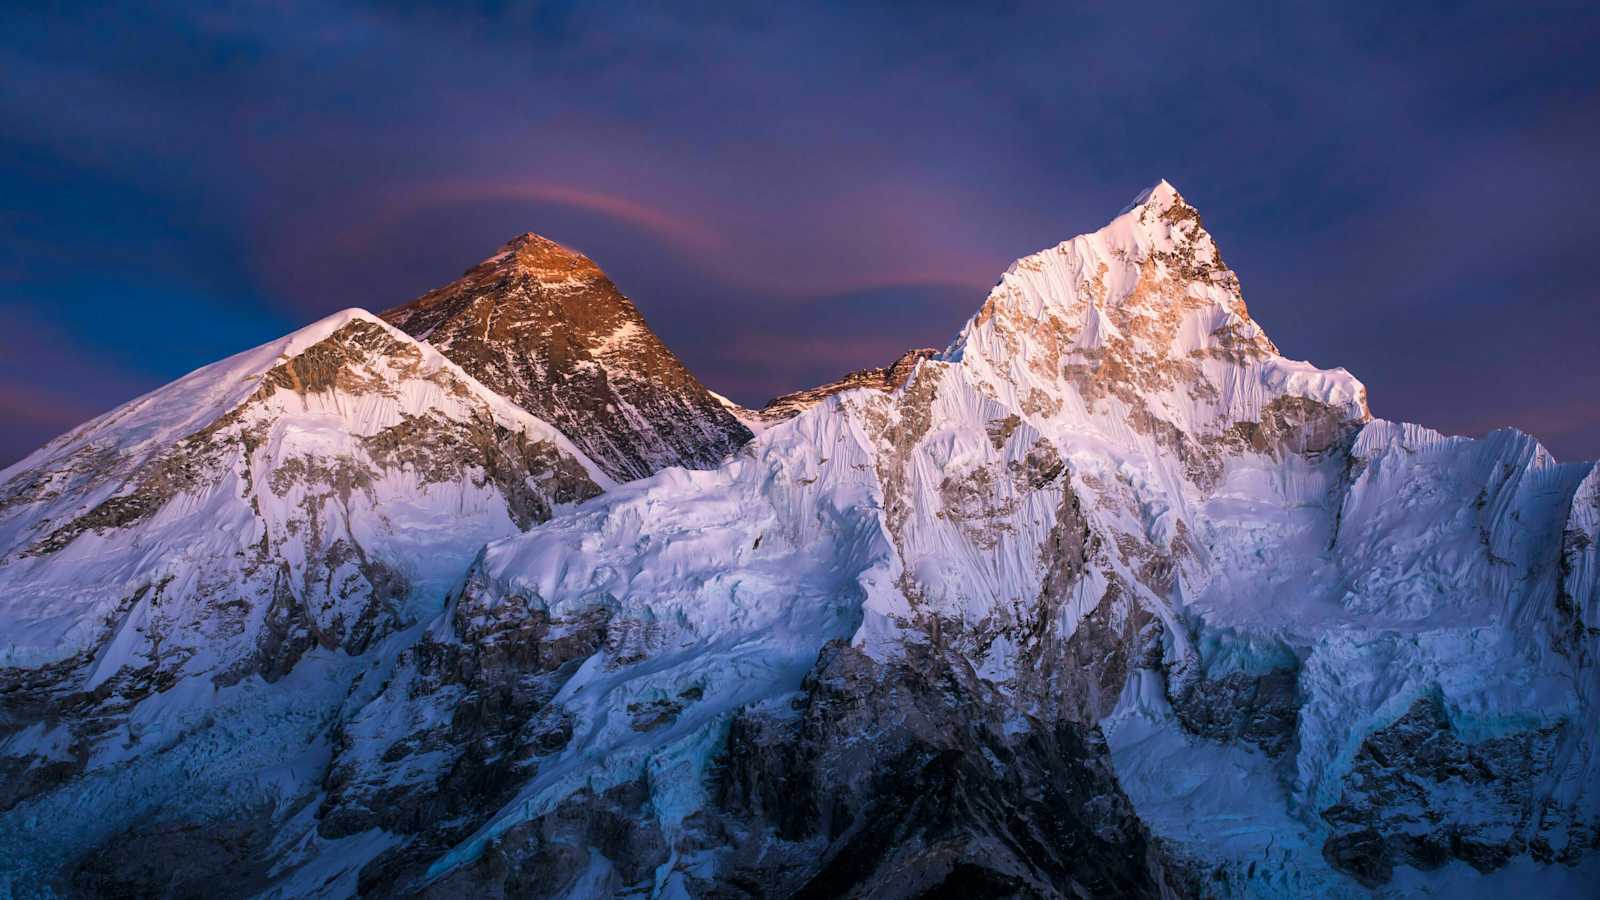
[0,310,609,891]
[381,233,752,482]
[305,182,1597,896]
[1,183,1596,898]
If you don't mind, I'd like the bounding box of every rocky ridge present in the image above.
[755,347,940,423]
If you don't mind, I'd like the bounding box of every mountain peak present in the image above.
[950,182,1368,443]
[970,179,1239,347]
[381,234,752,481]
[6,179,1592,897]
[470,231,603,282]
[1120,178,1184,215]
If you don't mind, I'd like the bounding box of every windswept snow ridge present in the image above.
[754,347,940,424]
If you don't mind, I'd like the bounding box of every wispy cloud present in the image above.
[2,2,1598,461]
[372,178,727,260]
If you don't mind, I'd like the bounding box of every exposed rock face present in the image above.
[382,233,752,481]
[317,567,613,892]
[347,639,1178,899]
[68,807,284,898]
[1167,665,1299,756]
[708,642,1173,898]
[412,777,671,899]
[1556,465,1600,661]
[756,347,939,423]
[1161,629,1302,757]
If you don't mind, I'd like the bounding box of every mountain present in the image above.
[709,347,939,435]
[297,182,1599,895]
[0,310,609,891]
[755,347,940,423]
[381,233,752,482]
[2,183,1597,898]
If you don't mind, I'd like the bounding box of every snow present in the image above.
[1103,670,1336,893]
[0,308,611,668]
[706,388,770,435]
[423,398,889,879]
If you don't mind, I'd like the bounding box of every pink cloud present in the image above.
[0,382,107,431]
[372,177,726,259]
[1435,399,1600,462]
[341,171,1004,302]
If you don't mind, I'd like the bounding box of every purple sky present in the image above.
[3,2,1599,466]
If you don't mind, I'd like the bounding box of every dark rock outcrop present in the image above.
[1320,692,1577,886]
[350,636,1181,899]
[1168,666,1299,756]
[319,569,612,894]
[67,806,284,899]
[706,641,1176,899]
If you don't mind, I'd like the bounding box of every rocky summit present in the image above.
[1,183,1596,898]
[381,233,751,483]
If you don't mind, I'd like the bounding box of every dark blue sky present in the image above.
[4,1,1598,466]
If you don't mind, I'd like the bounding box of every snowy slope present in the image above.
[706,389,771,436]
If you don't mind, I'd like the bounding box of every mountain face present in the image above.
[2,183,1597,898]
[381,233,752,482]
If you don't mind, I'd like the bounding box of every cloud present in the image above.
[372,178,727,260]
[2,1,1598,461]
[0,309,164,467]
[0,381,112,468]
